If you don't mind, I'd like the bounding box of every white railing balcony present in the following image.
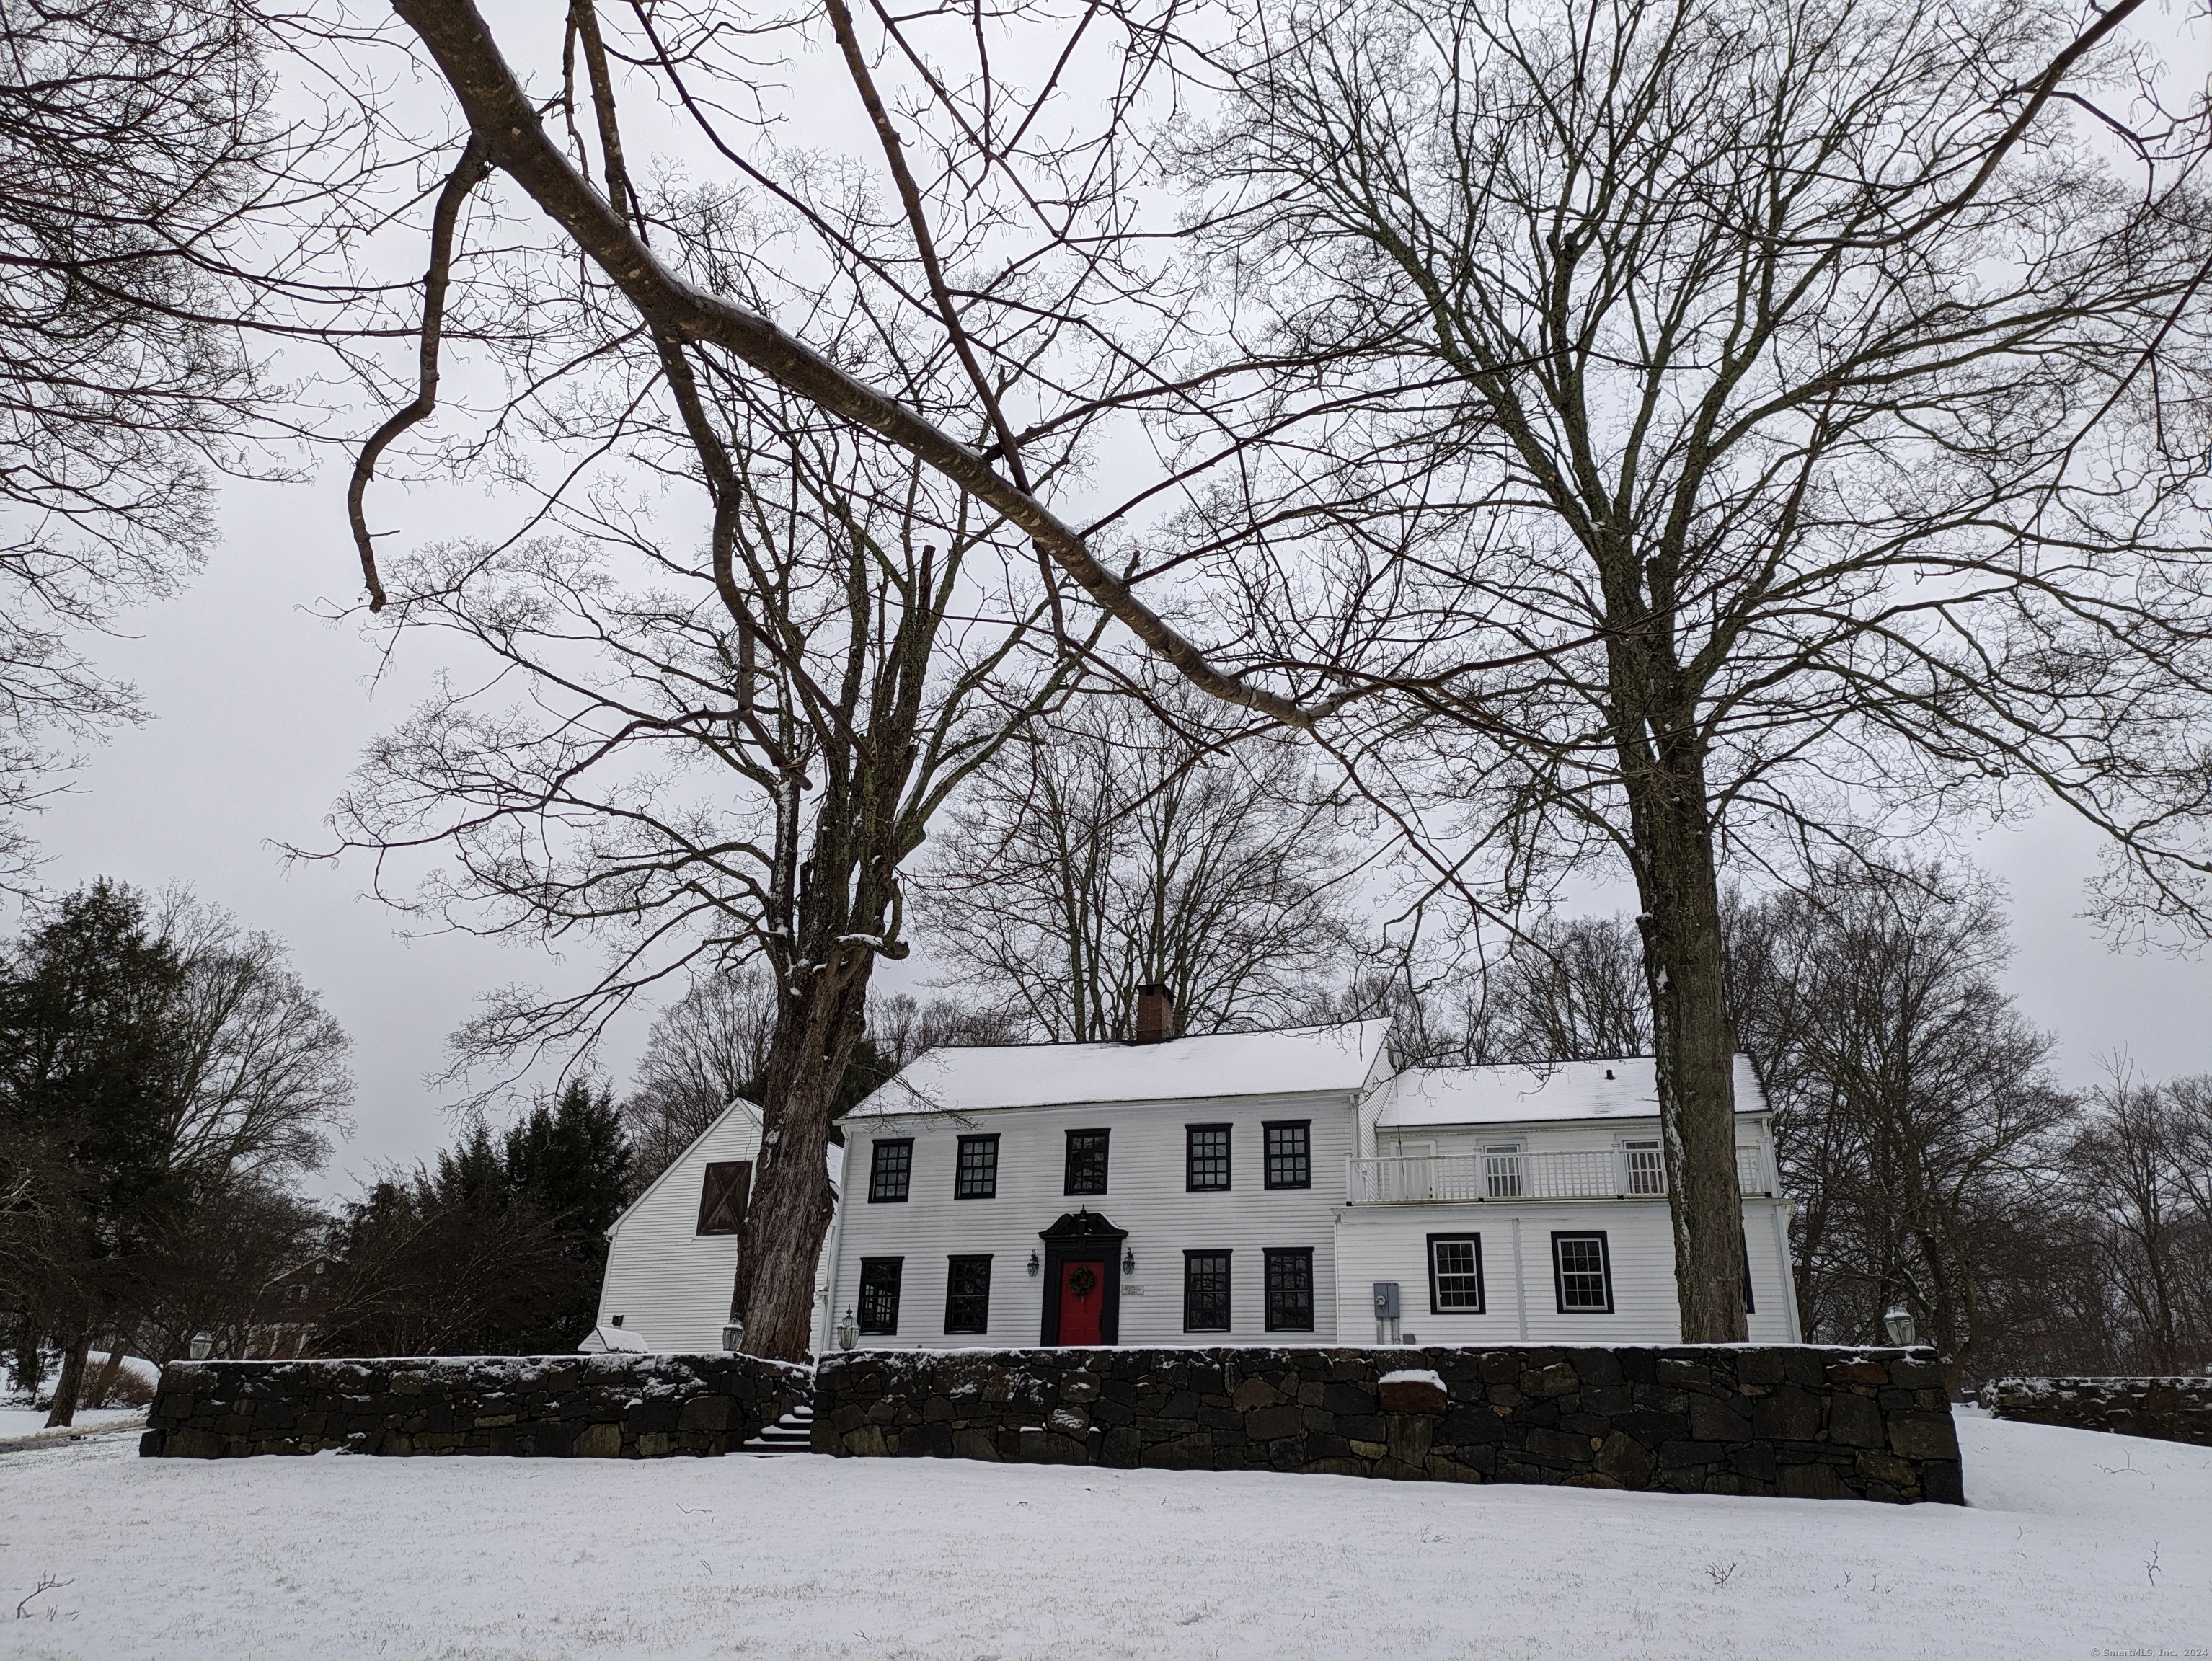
[1346,1146,1777,1205]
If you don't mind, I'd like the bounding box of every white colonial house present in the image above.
[584,1097,846,1355]
[818,1016,1802,1350]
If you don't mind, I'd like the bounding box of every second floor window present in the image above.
[1264,1248,1314,1331]
[1184,1250,1231,1332]
[944,1255,992,1334]
[695,1160,751,1236]
[858,1257,903,1334]
[1622,1138,1665,1195]
[1065,1128,1110,1195]
[1186,1125,1231,1190]
[1263,1121,1311,1190]
[955,1134,999,1199]
[869,1139,913,1203]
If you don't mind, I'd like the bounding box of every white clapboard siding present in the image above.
[827,1092,1368,1350]
[1332,1197,1801,1345]
[593,1100,762,1352]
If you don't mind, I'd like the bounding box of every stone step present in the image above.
[738,1402,815,1455]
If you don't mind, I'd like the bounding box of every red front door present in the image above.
[1057,1258,1105,1345]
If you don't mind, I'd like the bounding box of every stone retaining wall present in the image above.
[814,1345,1963,1503]
[140,1352,810,1458]
[1980,1376,2212,1448]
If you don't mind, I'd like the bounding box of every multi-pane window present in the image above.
[1064,1129,1110,1195]
[1262,1121,1311,1190]
[1552,1232,1614,1314]
[1183,1250,1231,1332]
[1263,1248,1314,1331]
[1186,1125,1231,1191]
[944,1254,992,1334]
[955,1134,999,1200]
[858,1257,904,1334]
[695,1160,751,1236]
[1427,1233,1485,1314]
[1483,1143,1524,1198]
[868,1139,913,1203]
[1622,1139,1665,1196]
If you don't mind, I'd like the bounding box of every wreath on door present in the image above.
[1066,1264,1099,1298]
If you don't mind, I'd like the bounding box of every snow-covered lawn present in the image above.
[0,1407,143,1443]
[1,1414,2203,1658]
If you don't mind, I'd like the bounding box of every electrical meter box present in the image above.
[1372,1282,1401,1321]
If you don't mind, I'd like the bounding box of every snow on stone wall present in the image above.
[814,1343,1964,1503]
[1980,1375,2212,1448]
[140,1352,812,1459]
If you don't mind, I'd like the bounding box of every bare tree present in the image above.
[2071,1071,2212,1374]
[916,696,1356,1040]
[621,970,777,1189]
[1176,0,2212,1338]
[1727,867,2078,1381]
[0,1,337,880]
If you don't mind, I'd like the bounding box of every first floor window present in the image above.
[695,1160,751,1236]
[1263,1248,1314,1332]
[1186,1124,1231,1190]
[944,1254,992,1334]
[1427,1233,1484,1313]
[1065,1128,1110,1195]
[1552,1232,1613,1314]
[1263,1121,1311,1189]
[1183,1250,1231,1332]
[955,1134,999,1200]
[869,1138,913,1203]
[1740,1227,1756,1315]
[859,1257,904,1334]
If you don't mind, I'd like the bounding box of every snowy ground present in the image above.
[1,1414,2203,1659]
[0,1407,143,1443]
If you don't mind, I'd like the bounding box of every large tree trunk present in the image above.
[43,1332,90,1429]
[1624,743,1749,1344]
[733,957,873,1361]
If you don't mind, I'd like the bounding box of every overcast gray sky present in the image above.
[20,3,2211,1193]
[24,464,2210,1195]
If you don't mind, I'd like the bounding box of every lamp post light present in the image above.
[1883,1303,1916,1347]
[836,1309,859,1352]
[187,1332,213,1362]
[721,1317,746,1353]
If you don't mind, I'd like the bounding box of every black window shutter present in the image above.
[696,1160,753,1236]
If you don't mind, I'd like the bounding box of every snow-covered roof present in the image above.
[844,1021,1393,1118]
[1374,1054,1768,1128]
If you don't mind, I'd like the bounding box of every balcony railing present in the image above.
[1345,1146,1775,1205]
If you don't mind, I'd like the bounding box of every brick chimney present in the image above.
[1133,983,1175,1044]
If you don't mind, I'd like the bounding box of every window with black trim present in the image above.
[1064,1129,1110,1195]
[1740,1227,1756,1314]
[955,1135,999,1200]
[858,1257,904,1334]
[1263,1248,1314,1331]
[1427,1233,1484,1313]
[1263,1121,1311,1190]
[1186,1125,1231,1191]
[1552,1232,1614,1314]
[695,1160,751,1236]
[868,1139,913,1202]
[1183,1250,1231,1332]
[944,1254,992,1334]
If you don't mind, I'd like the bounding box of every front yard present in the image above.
[1,1412,2203,1658]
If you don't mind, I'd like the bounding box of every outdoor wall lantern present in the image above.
[1027,1251,1040,1276]
[1122,1246,1136,1275]
[1883,1303,1916,1347]
[721,1318,746,1352]
[188,1332,213,1361]
[836,1309,859,1352]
